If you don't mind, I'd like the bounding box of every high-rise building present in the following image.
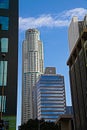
[34,67,66,122]
[22,29,44,123]
[0,0,18,129]
[67,15,87,130]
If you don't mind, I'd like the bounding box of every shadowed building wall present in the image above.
[0,0,18,129]
[67,15,87,130]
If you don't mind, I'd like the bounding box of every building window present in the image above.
[84,41,87,67]
[0,0,9,9]
[0,61,7,86]
[1,38,8,52]
[0,96,6,113]
[0,17,9,30]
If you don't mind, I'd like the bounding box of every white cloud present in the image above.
[19,8,87,31]
[60,8,87,19]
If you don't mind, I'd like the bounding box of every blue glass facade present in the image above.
[35,74,66,122]
[0,16,9,30]
[0,0,9,9]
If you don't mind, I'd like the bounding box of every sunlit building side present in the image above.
[22,29,44,123]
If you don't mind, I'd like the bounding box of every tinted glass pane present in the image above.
[41,115,58,118]
[0,61,7,86]
[0,0,9,9]
[41,75,63,80]
[0,61,3,86]
[0,16,9,30]
[42,111,64,114]
[1,38,8,52]
[0,96,6,113]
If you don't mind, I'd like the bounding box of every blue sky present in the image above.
[17,0,87,127]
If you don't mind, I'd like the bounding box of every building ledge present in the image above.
[67,28,87,66]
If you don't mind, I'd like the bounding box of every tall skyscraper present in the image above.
[67,15,87,130]
[34,67,66,122]
[0,0,18,129]
[22,29,44,123]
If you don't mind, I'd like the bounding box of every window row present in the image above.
[38,93,65,96]
[41,111,64,115]
[40,108,65,111]
[39,115,59,118]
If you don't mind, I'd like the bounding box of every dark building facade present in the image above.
[67,16,87,130]
[0,0,18,129]
[56,114,74,130]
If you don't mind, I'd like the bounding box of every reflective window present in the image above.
[0,16,9,30]
[41,103,64,106]
[41,108,64,111]
[1,38,8,52]
[41,111,64,115]
[0,96,6,113]
[40,98,64,101]
[0,0,9,9]
[40,75,63,81]
[41,115,58,118]
[0,61,7,86]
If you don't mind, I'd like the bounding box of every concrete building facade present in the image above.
[67,15,87,130]
[56,115,74,130]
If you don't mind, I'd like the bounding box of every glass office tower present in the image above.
[67,15,87,130]
[0,0,18,130]
[34,67,66,122]
[22,29,44,123]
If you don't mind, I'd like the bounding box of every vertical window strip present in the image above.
[0,61,8,86]
[0,96,6,113]
[1,38,8,52]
